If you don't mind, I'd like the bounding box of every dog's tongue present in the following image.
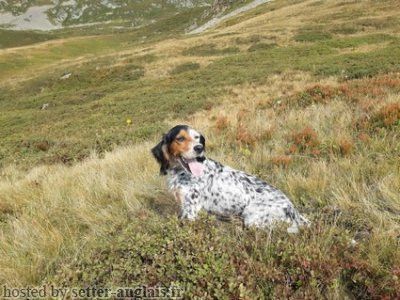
[188,160,204,177]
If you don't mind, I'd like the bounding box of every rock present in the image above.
[60,73,72,80]
[350,239,357,246]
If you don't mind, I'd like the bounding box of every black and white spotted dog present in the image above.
[152,125,309,233]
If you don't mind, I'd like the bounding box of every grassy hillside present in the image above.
[0,29,57,49]
[0,0,399,298]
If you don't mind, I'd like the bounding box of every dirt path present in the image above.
[188,0,272,35]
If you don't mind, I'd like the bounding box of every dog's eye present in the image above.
[176,136,185,142]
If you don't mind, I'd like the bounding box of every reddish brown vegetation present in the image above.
[236,124,257,146]
[357,132,370,143]
[34,141,51,152]
[338,138,354,156]
[285,74,400,109]
[260,127,274,141]
[298,84,336,106]
[270,155,292,168]
[357,102,400,131]
[235,109,257,146]
[372,102,400,128]
[287,127,320,156]
[338,74,400,103]
[214,115,230,131]
[237,108,250,121]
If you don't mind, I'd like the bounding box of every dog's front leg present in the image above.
[179,189,202,220]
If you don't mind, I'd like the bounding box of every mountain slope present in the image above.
[0,0,399,298]
[0,0,212,30]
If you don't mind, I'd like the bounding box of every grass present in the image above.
[182,43,240,56]
[0,29,56,49]
[0,0,400,298]
[170,62,201,74]
[247,42,277,52]
[294,30,332,42]
[1,73,399,297]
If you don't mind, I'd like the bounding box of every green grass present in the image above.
[247,42,277,52]
[0,35,134,80]
[0,6,215,80]
[182,43,240,56]
[170,62,201,74]
[0,64,213,166]
[0,29,56,49]
[294,30,332,42]
[1,33,399,168]
[195,34,400,86]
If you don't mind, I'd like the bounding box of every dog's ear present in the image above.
[151,136,169,175]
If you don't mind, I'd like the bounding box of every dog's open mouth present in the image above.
[179,157,204,177]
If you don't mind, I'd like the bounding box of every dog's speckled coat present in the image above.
[152,125,309,233]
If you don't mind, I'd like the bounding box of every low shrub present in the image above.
[297,84,336,107]
[370,103,400,129]
[288,127,321,156]
[48,214,400,299]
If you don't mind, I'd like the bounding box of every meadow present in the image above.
[0,0,399,298]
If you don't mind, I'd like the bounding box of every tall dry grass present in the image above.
[0,143,164,285]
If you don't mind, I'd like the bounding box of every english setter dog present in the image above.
[152,125,309,233]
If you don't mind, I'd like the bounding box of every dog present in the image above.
[151,125,309,233]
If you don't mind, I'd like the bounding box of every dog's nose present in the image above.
[194,145,204,154]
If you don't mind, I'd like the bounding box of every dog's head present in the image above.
[151,125,206,175]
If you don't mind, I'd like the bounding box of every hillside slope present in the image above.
[0,0,212,30]
[0,0,399,298]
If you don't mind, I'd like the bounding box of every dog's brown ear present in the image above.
[151,136,169,175]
